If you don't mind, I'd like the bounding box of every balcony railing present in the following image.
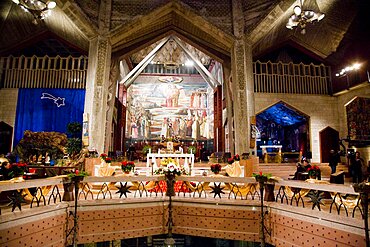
[0,175,366,246]
[0,55,87,89]
[0,175,362,217]
[253,61,331,95]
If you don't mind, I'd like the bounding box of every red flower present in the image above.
[75,169,79,175]
[105,157,112,163]
[210,163,221,173]
[234,154,240,161]
[259,171,263,176]
[227,158,234,164]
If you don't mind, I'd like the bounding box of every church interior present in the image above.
[0,0,370,246]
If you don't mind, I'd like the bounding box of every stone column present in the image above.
[223,66,234,154]
[231,0,255,155]
[104,58,119,152]
[84,37,112,153]
[244,38,255,155]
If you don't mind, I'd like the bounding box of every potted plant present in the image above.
[121,161,135,174]
[142,145,152,160]
[155,158,185,196]
[210,163,222,174]
[62,169,89,201]
[307,165,321,179]
[188,146,196,154]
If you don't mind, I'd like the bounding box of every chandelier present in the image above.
[286,0,325,34]
[12,0,56,24]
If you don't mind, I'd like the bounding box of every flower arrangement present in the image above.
[227,157,234,164]
[210,163,222,174]
[234,154,240,161]
[105,157,112,164]
[155,158,186,176]
[307,165,320,178]
[100,153,108,161]
[253,172,273,183]
[227,154,240,164]
[8,162,27,178]
[121,161,135,173]
[67,169,89,178]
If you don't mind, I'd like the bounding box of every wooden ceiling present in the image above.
[0,0,369,71]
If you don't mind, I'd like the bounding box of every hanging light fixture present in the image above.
[12,0,57,25]
[286,0,325,34]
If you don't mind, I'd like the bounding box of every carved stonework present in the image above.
[235,42,245,90]
[96,39,109,86]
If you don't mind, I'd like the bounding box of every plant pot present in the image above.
[165,174,176,197]
[62,183,74,201]
[264,183,275,202]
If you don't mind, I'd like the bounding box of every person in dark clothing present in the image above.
[291,158,311,180]
[0,161,12,180]
[128,144,136,161]
[328,149,340,174]
[352,151,364,183]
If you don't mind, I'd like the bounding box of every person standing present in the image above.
[352,151,364,183]
[328,150,340,174]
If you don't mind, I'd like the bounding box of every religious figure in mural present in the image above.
[192,113,200,140]
[165,84,181,107]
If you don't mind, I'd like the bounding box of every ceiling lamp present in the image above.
[286,0,325,34]
[12,0,56,25]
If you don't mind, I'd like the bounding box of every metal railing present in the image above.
[0,175,362,218]
[253,61,331,95]
[0,55,87,89]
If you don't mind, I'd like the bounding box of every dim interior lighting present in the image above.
[286,0,325,34]
[335,63,362,77]
[12,0,56,24]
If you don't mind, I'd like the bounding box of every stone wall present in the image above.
[0,88,18,128]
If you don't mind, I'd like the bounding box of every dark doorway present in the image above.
[0,121,13,155]
[320,127,339,163]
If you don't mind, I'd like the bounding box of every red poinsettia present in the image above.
[210,164,222,173]
[234,154,240,161]
[227,157,234,164]
[121,161,135,173]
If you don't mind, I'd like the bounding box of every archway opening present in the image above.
[256,102,310,163]
[116,35,226,161]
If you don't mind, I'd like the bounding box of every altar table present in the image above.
[146,153,195,174]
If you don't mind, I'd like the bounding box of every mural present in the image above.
[346,97,370,141]
[126,76,214,140]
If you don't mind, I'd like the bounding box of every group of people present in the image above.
[291,150,368,183]
[291,158,313,180]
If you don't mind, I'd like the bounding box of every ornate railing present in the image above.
[0,175,362,218]
[253,61,331,95]
[0,55,87,89]
[0,175,366,246]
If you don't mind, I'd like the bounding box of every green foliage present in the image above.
[67,122,82,138]
[187,146,196,154]
[67,170,89,178]
[142,145,152,155]
[66,138,82,157]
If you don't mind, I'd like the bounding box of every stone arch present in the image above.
[256,101,310,163]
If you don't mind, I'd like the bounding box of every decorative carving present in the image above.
[96,39,109,86]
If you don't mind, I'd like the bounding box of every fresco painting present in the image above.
[126,76,214,140]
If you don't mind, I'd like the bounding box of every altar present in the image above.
[260,145,282,163]
[146,153,195,174]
